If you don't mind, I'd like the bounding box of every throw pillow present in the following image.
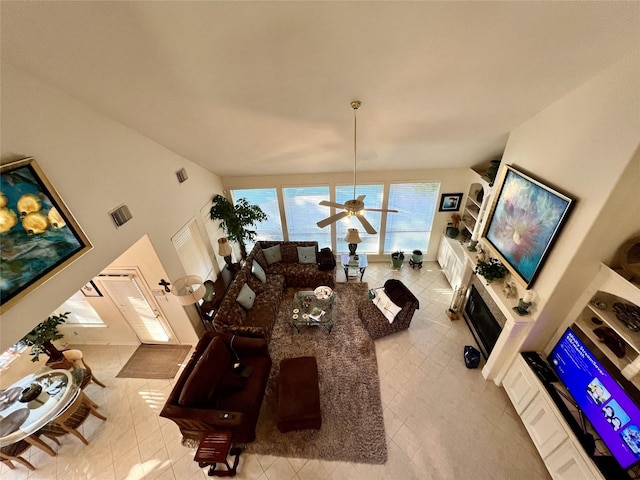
[236,283,256,310]
[297,246,317,264]
[373,288,402,323]
[252,260,267,283]
[178,336,231,406]
[262,245,282,265]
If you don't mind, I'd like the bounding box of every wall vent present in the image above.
[176,168,188,183]
[109,204,132,227]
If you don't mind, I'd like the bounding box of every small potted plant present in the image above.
[411,249,423,264]
[391,250,405,268]
[22,312,71,366]
[446,214,461,238]
[475,258,508,284]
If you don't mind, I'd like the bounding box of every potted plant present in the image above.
[475,258,508,284]
[446,214,461,238]
[209,194,268,260]
[411,249,423,263]
[22,312,70,365]
[391,250,405,268]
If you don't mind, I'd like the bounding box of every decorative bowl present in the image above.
[314,286,333,300]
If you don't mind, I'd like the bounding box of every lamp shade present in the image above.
[172,275,206,306]
[344,228,362,244]
[217,237,233,257]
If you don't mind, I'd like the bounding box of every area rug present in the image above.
[245,282,387,464]
[116,344,191,379]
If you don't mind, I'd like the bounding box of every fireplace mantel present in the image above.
[460,248,536,384]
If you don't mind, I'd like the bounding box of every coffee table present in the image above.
[291,290,336,333]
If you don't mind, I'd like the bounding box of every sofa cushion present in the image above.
[297,246,317,264]
[252,260,267,283]
[254,247,268,270]
[280,243,298,263]
[237,283,256,310]
[216,370,248,398]
[373,288,402,323]
[263,245,282,265]
[178,336,231,406]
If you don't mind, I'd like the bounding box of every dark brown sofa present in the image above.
[159,331,271,444]
[357,279,420,339]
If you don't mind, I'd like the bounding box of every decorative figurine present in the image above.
[502,281,517,299]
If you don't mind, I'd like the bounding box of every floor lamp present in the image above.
[171,275,206,307]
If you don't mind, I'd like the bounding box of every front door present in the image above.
[95,268,177,344]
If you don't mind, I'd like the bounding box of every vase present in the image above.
[446,227,459,239]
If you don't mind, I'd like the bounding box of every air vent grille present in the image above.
[176,168,188,183]
[109,204,132,227]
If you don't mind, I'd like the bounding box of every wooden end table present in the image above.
[194,431,241,477]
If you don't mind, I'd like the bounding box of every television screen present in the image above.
[548,328,640,469]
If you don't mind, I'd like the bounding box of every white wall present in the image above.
[0,64,224,350]
[493,54,640,350]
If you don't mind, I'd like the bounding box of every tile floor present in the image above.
[0,261,550,480]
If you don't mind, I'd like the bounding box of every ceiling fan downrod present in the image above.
[351,100,361,201]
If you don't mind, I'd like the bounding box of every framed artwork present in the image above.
[81,280,102,298]
[483,165,573,289]
[438,193,463,212]
[0,157,92,312]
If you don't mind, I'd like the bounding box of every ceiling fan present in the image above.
[316,100,397,235]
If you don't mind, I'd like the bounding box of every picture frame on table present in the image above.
[482,165,573,289]
[0,157,92,312]
[438,193,463,212]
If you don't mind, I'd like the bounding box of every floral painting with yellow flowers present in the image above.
[0,157,92,312]
[483,165,573,288]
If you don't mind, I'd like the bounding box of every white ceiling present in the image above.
[2,1,638,177]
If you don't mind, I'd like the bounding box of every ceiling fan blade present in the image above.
[363,208,399,213]
[356,214,377,235]
[356,194,366,202]
[316,211,349,229]
[319,200,348,209]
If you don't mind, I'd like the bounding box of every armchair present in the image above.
[358,279,420,339]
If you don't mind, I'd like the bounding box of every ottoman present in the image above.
[277,356,321,432]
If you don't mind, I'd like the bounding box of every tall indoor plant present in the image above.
[22,312,70,363]
[209,194,268,260]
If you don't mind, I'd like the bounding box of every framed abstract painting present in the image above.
[482,165,573,289]
[0,157,92,312]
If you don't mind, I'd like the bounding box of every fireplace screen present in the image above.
[463,285,503,359]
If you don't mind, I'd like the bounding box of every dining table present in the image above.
[0,369,79,455]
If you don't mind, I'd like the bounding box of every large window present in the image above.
[335,184,383,254]
[283,186,331,248]
[230,188,283,249]
[384,182,439,253]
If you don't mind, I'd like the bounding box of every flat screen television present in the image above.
[548,327,640,469]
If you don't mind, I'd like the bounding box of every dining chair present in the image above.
[40,390,107,445]
[0,433,56,471]
[63,349,106,389]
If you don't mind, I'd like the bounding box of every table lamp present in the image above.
[172,275,206,306]
[344,228,362,256]
[217,237,233,269]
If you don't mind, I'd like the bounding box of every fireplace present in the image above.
[463,276,507,360]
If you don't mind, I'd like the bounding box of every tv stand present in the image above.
[504,353,619,480]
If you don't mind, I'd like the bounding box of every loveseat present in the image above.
[159,331,272,444]
[357,279,420,339]
[211,241,335,343]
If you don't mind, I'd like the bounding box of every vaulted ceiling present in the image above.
[2,1,638,177]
